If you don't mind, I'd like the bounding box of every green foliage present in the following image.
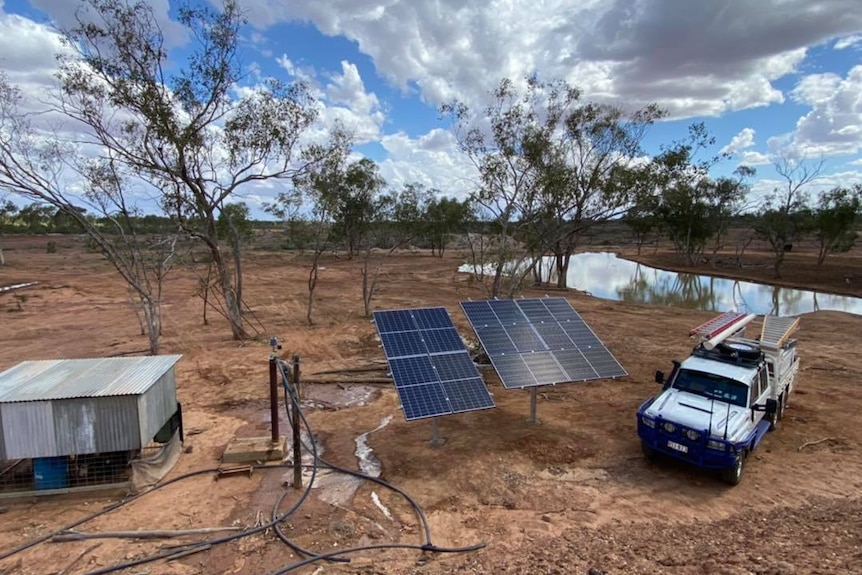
[650,124,750,265]
[812,185,861,264]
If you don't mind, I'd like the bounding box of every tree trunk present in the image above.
[141,295,160,355]
[307,256,320,326]
[210,243,248,340]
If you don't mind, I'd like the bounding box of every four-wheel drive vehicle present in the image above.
[637,312,800,485]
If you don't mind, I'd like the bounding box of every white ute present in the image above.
[636,312,800,485]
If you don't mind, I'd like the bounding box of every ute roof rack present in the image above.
[759,316,800,350]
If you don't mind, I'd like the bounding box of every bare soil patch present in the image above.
[0,234,861,575]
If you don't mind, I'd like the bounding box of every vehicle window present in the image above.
[759,369,769,397]
[673,370,748,408]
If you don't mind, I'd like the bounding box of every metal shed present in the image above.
[0,355,182,460]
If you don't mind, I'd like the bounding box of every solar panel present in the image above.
[372,307,495,421]
[460,297,627,389]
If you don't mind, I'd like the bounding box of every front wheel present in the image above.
[642,441,656,462]
[721,453,745,486]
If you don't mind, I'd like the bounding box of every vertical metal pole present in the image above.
[268,357,279,443]
[291,355,302,490]
[528,387,538,424]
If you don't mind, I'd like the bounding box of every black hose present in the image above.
[0,358,487,574]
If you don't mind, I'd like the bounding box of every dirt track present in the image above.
[0,235,860,575]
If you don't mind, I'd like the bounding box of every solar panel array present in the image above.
[373,307,495,421]
[460,297,627,389]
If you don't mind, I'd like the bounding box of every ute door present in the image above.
[749,368,769,427]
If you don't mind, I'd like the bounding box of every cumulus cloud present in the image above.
[834,34,862,49]
[721,128,756,155]
[228,0,862,119]
[785,66,862,157]
[378,129,476,199]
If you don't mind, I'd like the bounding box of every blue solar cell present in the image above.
[412,307,453,330]
[460,301,498,327]
[516,299,555,323]
[506,324,546,353]
[389,356,438,387]
[431,352,480,382]
[489,299,527,324]
[521,352,567,384]
[461,297,628,386]
[490,354,536,389]
[533,323,571,350]
[560,320,602,347]
[421,328,464,354]
[373,310,416,333]
[397,382,451,420]
[579,347,627,378]
[553,349,598,381]
[380,330,426,358]
[541,298,582,321]
[475,324,517,356]
[374,305,496,421]
[441,377,495,413]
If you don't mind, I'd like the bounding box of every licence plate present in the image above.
[667,440,688,453]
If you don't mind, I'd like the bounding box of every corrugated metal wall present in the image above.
[0,366,178,460]
[138,370,177,447]
[53,399,97,455]
[0,409,6,460]
[1,402,57,458]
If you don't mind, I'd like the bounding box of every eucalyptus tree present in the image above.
[754,155,824,277]
[812,185,861,265]
[421,193,472,256]
[533,102,664,288]
[0,76,178,354]
[442,77,581,297]
[53,0,325,340]
[650,123,750,266]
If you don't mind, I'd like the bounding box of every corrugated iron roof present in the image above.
[0,355,182,402]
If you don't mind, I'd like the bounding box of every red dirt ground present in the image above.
[0,234,860,575]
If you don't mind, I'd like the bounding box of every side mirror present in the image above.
[654,370,665,384]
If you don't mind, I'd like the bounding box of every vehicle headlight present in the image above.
[661,422,676,433]
[640,416,655,428]
[684,429,700,441]
[707,439,726,451]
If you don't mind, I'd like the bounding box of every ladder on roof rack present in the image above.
[760,316,799,350]
[690,311,747,340]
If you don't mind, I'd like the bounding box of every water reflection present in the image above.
[460,252,862,316]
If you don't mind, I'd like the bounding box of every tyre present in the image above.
[642,441,655,462]
[721,453,745,486]
[716,341,761,361]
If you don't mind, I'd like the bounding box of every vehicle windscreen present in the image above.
[672,369,748,407]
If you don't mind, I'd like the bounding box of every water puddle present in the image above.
[460,252,862,316]
[310,416,392,507]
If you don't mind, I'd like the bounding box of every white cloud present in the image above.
[721,128,756,155]
[739,151,772,166]
[849,158,862,166]
[378,129,476,199]
[786,66,862,157]
[834,34,862,49]
[230,0,862,119]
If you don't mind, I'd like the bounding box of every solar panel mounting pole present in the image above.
[429,418,446,446]
[528,387,539,424]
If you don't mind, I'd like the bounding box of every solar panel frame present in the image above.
[460,297,627,389]
[372,307,495,421]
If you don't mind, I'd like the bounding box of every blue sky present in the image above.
[1,0,862,217]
